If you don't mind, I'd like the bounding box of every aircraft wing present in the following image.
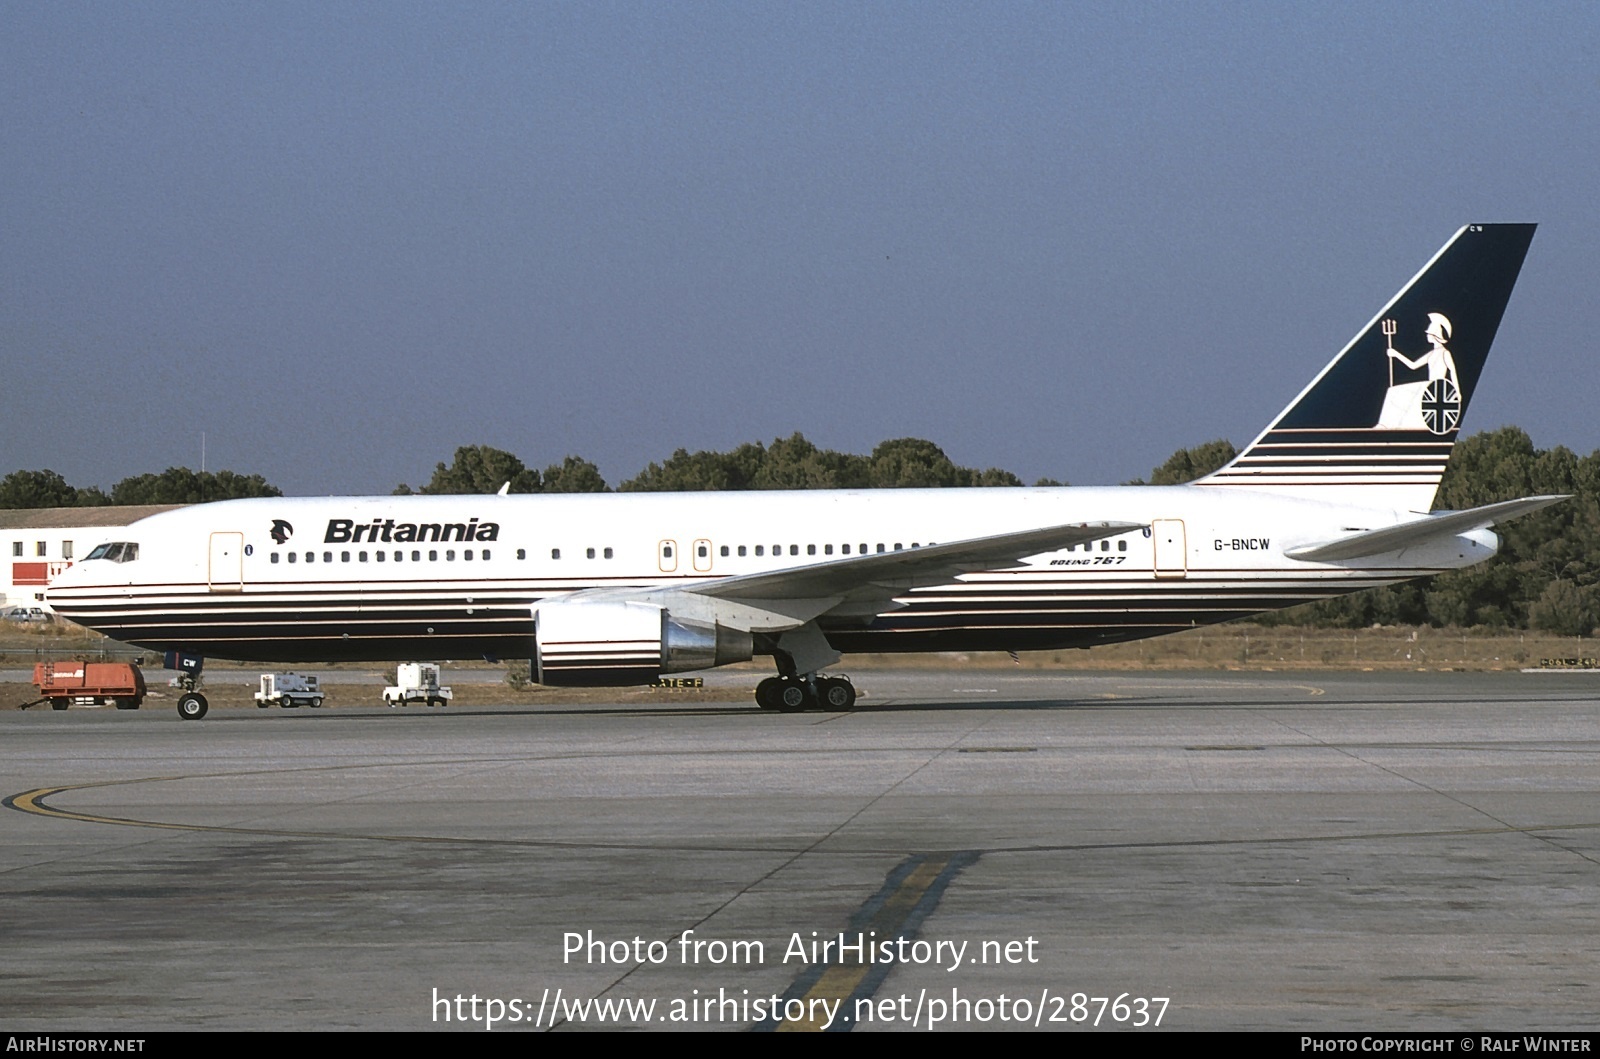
[694,520,1143,601]
[1285,495,1568,562]
[561,520,1142,631]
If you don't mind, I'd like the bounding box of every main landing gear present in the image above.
[754,673,857,712]
[753,623,857,712]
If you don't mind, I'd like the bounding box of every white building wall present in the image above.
[3,529,93,610]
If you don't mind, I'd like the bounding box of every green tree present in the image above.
[623,433,1028,492]
[752,433,864,490]
[0,469,80,509]
[1529,579,1597,637]
[110,468,281,504]
[622,444,765,492]
[867,438,969,488]
[972,467,1025,487]
[1130,439,1238,485]
[417,445,539,495]
[540,456,608,493]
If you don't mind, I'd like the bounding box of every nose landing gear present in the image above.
[165,651,208,720]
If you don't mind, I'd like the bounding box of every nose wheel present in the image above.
[172,664,208,720]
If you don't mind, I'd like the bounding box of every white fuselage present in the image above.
[45,486,1493,665]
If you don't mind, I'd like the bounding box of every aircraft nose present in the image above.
[44,558,92,607]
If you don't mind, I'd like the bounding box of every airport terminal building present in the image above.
[1,506,180,611]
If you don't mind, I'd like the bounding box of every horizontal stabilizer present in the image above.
[1285,495,1568,562]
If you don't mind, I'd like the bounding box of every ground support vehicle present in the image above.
[254,672,325,709]
[27,661,146,711]
[383,663,452,707]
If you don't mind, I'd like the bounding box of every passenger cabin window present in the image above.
[551,548,560,560]
[586,548,595,559]
[604,547,613,559]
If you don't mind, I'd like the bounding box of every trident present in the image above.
[1382,318,1398,386]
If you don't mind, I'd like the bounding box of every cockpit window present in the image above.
[86,542,138,563]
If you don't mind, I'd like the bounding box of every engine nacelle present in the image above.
[533,600,753,686]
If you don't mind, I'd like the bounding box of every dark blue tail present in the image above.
[1199,224,1536,511]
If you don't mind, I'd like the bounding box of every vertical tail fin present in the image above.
[1197,224,1536,512]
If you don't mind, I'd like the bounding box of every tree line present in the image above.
[0,467,282,508]
[5,427,1597,634]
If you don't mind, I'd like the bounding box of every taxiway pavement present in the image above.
[2,670,1596,1031]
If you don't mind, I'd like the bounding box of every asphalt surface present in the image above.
[2,669,1597,1032]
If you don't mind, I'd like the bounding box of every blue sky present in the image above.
[4,1,1597,494]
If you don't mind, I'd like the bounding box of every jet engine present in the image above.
[532,600,753,686]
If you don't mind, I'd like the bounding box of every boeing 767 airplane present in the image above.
[48,224,1561,718]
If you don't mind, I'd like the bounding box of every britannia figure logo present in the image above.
[1375,312,1460,434]
[269,519,294,545]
